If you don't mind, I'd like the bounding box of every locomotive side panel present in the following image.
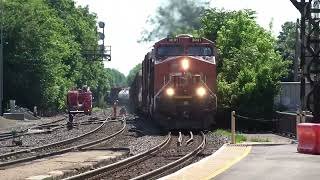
[129,71,142,113]
[142,54,149,114]
[141,53,155,117]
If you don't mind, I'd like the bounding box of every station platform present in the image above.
[163,143,320,180]
[215,144,320,180]
[0,149,127,180]
[161,144,251,180]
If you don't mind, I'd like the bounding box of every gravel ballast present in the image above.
[0,110,112,154]
[78,115,229,180]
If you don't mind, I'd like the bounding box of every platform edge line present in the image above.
[201,146,252,180]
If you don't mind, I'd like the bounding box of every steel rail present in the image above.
[0,116,68,141]
[186,131,194,145]
[64,132,172,180]
[34,118,109,132]
[0,118,111,141]
[0,120,126,168]
[0,113,106,138]
[178,131,182,146]
[0,116,119,167]
[131,131,206,180]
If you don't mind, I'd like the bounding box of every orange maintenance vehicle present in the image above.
[67,86,93,126]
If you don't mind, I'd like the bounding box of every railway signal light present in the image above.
[98,32,105,40]
[98,21,105,28]
[83,21,111,61]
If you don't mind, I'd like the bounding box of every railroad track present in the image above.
[0,114,108,141]
[0,117,68,141]
[65,131,206,180]
[132,131,205,180]
[0,116,126,168]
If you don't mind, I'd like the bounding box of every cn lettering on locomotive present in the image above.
[130,35,217,129]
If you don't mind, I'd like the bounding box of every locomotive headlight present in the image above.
[181,59,189,71]
[166,88,175,96]
[196,87,206,97]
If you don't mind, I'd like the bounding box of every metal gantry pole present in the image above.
[291,0,320,122]
[0,0,4,115]
[300,0,306,112]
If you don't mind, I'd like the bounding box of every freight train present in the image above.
[130,34,218,129]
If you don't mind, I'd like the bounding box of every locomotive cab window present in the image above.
[187,46,213,56]
[157,45,184,57]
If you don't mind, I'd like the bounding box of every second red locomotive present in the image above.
[130,34,218,129]
[67,86,93,125]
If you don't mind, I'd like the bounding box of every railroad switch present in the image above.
[12,139,22,146]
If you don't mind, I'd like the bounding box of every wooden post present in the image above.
[10,100,15,113]
[302,111,306,123]
[231,111,236,144]
[33,106,37,117]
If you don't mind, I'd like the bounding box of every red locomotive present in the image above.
[67,86,93,124]
[130,34,218,129]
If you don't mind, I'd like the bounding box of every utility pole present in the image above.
[0,0,4,115]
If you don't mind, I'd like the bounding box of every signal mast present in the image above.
[83,21,111,61]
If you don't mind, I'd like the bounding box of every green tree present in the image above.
[276,21,296,81]
[4,0,73,111]
[47,0,110,101]
[127,64,142,86]
[105,68,126,87]
[3,0,113,113]
[200,9,290,117]
[200,8,257,42]
[139,0,209,42]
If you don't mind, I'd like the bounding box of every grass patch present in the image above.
[212,129,247,143]
[92,107,103,112]
[249,137,271,142]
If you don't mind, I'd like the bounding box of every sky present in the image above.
[75,0,300,76]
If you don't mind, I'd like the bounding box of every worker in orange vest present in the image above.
[112,100,118,119]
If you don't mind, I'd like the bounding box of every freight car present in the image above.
[129,71,142,113]
[130,34,218,129]
[107,87,123,104]
[118,88,130,105]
